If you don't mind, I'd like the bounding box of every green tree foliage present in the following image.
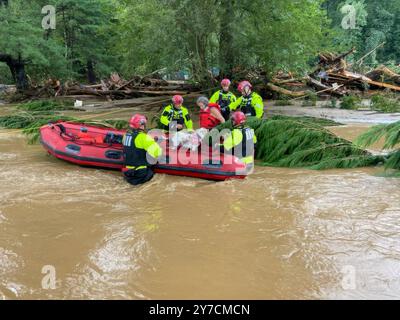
[215,116,383,170]
[326,0,400,67]
[113,0,179,77]
[239,0,329,73]
[363,1,394,66]
[326,0,368,52]
[3,0,400,87]
[0,1,67,88]
[356,121,400,170]
[115,0,221,84]
[114,0,330,83]
[0,0,119,87]
[51,0,118,82]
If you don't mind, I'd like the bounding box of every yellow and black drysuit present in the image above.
[160,105,193,131]
[209,90,237,121]
[122,130,162,185]
[229,92,264,119]
[221,126,257,167]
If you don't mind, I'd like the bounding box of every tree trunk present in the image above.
[0,53,29,91]
[196,35,209,84]
[219,0,235,77]
[266,83,308,97]
[14,61,29,90]
[86,59,97,84]
[188,34,211,86]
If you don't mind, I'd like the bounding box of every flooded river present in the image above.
[1,122,400,300]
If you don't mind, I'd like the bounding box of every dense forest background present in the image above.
[1,0,400,88]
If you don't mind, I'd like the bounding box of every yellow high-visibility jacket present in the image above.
[123,131,162,170]
[160,105,193,131]
[229,92,264,119]
[223,127,257,165]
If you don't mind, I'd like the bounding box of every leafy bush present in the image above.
[340,95,362,110]
[274,99,293,106]
[370,94,400,113]
[329,98,338,109]
[301,93,318,107]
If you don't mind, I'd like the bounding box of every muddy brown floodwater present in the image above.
[1,123,400,300]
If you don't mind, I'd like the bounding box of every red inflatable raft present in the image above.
[39,121,249,181]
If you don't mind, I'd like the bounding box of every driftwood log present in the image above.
[266,83,307,97]
[366,66,400,86]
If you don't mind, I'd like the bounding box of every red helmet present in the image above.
[238,81,252,92]
[129,114,147,130]
[221,79,231,87]
[231,111,246,126]
[172,95,184,106]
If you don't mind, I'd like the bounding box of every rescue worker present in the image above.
[122,114,162,186]
[221,111,257,169]
[197,96,225,130]
[209,79,237,121]
[160,95,193,131]
[229,81,264,119]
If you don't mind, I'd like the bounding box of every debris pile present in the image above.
[9,73,200,101]
[250,48,400,99]
[4,48,400,102]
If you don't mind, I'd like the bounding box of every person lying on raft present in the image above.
[209,78,237,121]
[197,96,225,130]
[122,114,163,186]
[229,81,264,119]
[159,95,193,132]
[220,111,257,170]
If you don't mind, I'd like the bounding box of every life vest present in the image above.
[234,127,255,162]
[242,127,255,158]
[240,93,256,117]
[218,91,233,120]
[200,103,222,129]
[166,105,184,125]
[123,130,149,168]
[160,105,192,131]
[77,131,104,144]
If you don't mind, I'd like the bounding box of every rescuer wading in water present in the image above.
[122,114,162,186]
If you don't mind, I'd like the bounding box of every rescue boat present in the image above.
[39,121,248,181]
